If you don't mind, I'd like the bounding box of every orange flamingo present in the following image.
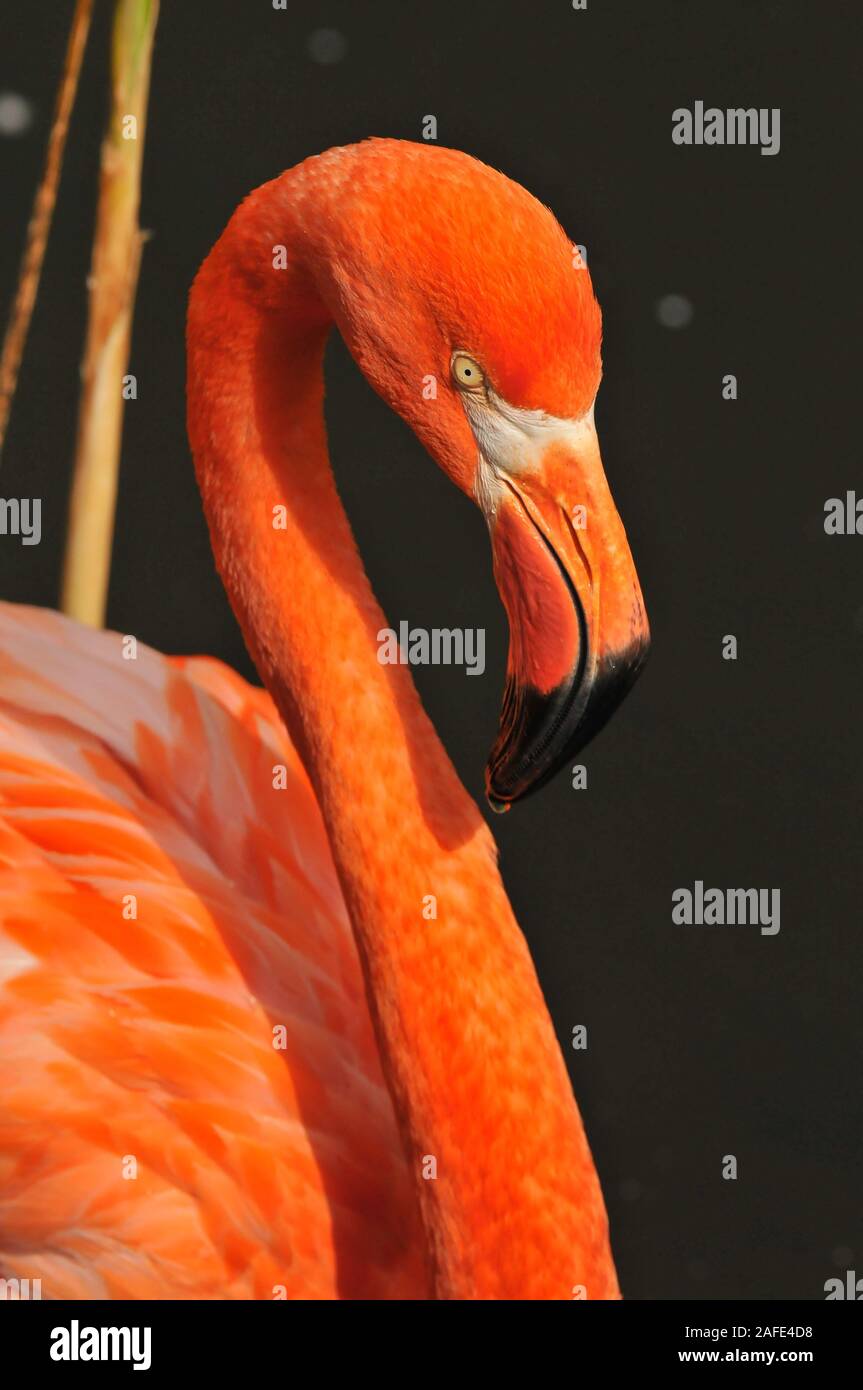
[0,140,649,1300]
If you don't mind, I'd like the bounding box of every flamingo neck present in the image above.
[186,180,618,1299]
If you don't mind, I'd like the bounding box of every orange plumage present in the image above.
[0,140,649,1299]
[0,604,426,1298]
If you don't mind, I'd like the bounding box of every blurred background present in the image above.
[1,0,860,1299]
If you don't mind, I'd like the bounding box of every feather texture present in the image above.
[0,601,427,1298]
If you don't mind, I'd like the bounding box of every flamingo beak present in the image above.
[484,422,650,810]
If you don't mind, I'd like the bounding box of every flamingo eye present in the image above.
[451,353,485,391]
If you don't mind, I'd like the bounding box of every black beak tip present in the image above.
[485,634,650,809]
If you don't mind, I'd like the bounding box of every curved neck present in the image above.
[187,180,618,1299]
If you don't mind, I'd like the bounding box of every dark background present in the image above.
[1,0,860,1300]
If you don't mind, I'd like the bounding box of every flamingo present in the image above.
[0,139,649,1300]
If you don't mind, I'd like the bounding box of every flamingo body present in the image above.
[0,602,426,1298]
[0,140,650,1299]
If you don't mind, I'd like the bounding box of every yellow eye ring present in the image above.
[451,353,485,391]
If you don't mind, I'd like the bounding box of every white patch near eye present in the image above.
[462,387,596,520]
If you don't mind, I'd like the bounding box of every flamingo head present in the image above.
[311,140,650,808]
